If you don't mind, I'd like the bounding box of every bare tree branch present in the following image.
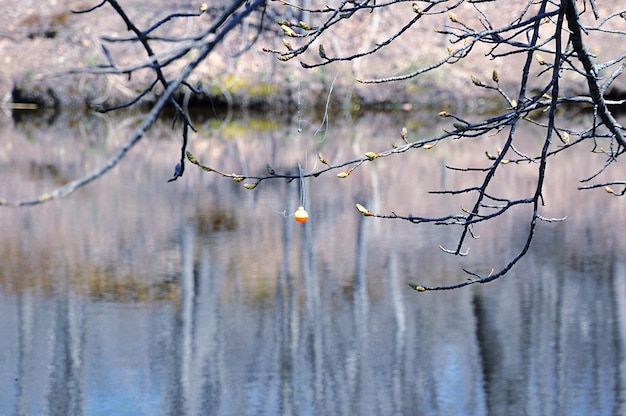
[4,0,624,291]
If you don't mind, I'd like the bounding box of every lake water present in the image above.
[1,108,626,415]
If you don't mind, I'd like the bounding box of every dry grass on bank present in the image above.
[0,1,623,111]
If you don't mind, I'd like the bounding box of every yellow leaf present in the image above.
[605,186,614,194]
[318,152,329,165]
[409,283,426,292]
[356,203,373,216]
[424,143,435,149]
[243,183,257,190]
[364,152,378,160]
[281,24,297,37]
[535,53,545,65]
[232,175,244,182]
[337,170,351,178]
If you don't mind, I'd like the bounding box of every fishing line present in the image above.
[298,163,306,208]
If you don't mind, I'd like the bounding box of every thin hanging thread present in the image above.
[293,71,337,209]
[298,163,306,207]
[297,84,303,133]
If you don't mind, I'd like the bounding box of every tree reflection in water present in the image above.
[0,111,625,415]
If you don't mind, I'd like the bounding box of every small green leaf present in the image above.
[453,123,468,131]
[492,69,499,83]
[186,151,198,164]
[90,104,106,113]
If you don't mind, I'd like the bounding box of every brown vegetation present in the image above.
[1,0,622,111]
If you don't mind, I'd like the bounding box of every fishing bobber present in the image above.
[294,206,309,223]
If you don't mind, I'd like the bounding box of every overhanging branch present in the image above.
[564,0,625,150]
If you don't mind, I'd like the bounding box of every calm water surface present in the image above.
[1,110,625,415]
